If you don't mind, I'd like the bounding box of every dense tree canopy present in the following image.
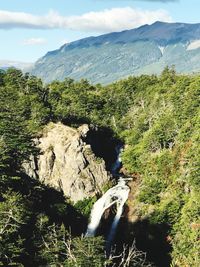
[0,67,199,266]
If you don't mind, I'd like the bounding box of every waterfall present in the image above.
[106,183,129,251]
[110,144,123,175]
[85,179,130,237]
[86,143,131,254]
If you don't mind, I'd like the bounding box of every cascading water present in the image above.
[86,144,131,252]
[110,144,123,175]
[105,179,130,254]
[85,179,130,237]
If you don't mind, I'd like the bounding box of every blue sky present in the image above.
[0,0,199,62]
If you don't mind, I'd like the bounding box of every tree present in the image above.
[0,83,34,172]
[0,191,29,266]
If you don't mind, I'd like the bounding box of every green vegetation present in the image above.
[0,67,199,266]
[119,68,200,267]
[74,197,97,217]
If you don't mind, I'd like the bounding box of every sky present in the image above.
[0,0,200,63]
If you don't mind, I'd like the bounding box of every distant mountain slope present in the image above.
[31,21,200,84]
[0,60,33,71]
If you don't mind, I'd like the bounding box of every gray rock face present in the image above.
[23,123,110,202]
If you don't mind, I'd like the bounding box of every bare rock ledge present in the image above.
[23,122,111,202]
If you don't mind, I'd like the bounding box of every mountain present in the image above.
[0,60,33,71]
[31,21,200,84]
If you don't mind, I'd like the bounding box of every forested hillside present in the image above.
[0,67,199,266]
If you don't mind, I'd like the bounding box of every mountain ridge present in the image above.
[31,21,200,84]
[45,21,200,54]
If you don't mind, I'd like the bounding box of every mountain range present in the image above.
[30,21,200,84]
[0,60,33,71]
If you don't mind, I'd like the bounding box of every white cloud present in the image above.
[22,38,47,46]
[0,7,172,33]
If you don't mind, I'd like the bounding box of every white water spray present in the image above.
[106,181,129,246]
[86,143,131,254]
[85,179,130,237]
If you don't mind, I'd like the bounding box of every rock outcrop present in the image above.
[23,123,110,202]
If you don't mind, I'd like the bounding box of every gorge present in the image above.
[1,68,199,266]
[23,121,134,256]
[21,120,173,266]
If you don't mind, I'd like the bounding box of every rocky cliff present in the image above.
[23,123,110,202]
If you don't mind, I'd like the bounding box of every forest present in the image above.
[0,67,199,266]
